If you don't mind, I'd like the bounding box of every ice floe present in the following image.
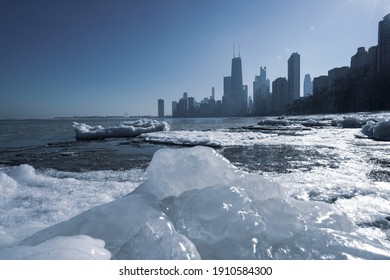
[73,119,170,140]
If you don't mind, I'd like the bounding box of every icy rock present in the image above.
[362,120,390,141]
[73,119,170,140]
[257,118,290,126]
[0,235,110,260]
[333,116,367,128]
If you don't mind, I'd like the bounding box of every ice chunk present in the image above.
[20,193,164,258]
[258,118,290,126]
[134,146,282,200]
[164,185,267,259]
[73,119,170,140]
[6,146,390,260]
[116,217,200,260]
[0,235,110,260]
[361,119,390,141]
[140,130,273,147]
[332,116,367,128]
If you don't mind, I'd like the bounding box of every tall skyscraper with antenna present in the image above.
[223,45,246,116]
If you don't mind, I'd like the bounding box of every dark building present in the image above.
[350,47,378,80]
[272,77,288,113]
[172,101,177,117]
[328,66,350,92]
[158,99,164,118]
[253,67,271,115]
[313,75,329,95]
[223,56,247,116]
[378,13,390,75]
[288,52,301,104]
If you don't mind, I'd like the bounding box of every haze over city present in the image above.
[1,0,390,119]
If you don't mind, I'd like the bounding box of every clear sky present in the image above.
[1,0,389,119]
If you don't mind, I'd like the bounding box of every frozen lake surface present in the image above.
[0,112,389,259]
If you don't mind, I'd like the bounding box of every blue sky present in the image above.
[1,0,389,118]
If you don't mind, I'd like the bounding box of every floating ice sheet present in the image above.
[73,119,170,140]
[140,130,275,147]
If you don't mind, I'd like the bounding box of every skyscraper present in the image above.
[253,66,270,115]
[272,77,288,113]
[211,87,215,100]
[288,52,300,103]
[158,99,164,118]
[303,74,312,97]
[223,54,246,116]
[378,13,390,75]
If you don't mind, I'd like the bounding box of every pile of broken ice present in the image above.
[2,146,389,260]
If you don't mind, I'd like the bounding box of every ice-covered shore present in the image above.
[1,146,389,260]
[73,119,170,140]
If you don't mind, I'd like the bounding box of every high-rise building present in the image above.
[158,99,164,118]
[288,52,301,103]
[211,87,215,100]
[253,66,270,115]
[313,75,329,95]
[172,101,177,117]
[248,95,253,115]
[350,47,378,80]
[328,66,349,91]
[223,55,247,116]
[378,14,390,75]
[272,77,288,113]
[303,74,312,97]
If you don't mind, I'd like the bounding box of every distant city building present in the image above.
[171,89,223,118]
[272,77,288,113]
[248,95,253,115]
[253,66,271,115]
[312,75,329,95]
[243,85,248,114]
[288,52,301,103]
[378,13,390,75]
[303,74,313,97]
[172,101,177,117]
[229,56,246,116]
[211,87,215,100]
[158,99,164,118]
[328,66,350,91]
[350,47,378,80]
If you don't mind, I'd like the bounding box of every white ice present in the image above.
[140,130,275,147]
[73,119,170,140]
[1,146,389,259]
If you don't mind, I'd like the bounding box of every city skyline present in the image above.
[1,0,390,119]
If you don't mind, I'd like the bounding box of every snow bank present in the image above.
[361,120,390,141]
[4,146,388,260]
[73,119,170,140]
